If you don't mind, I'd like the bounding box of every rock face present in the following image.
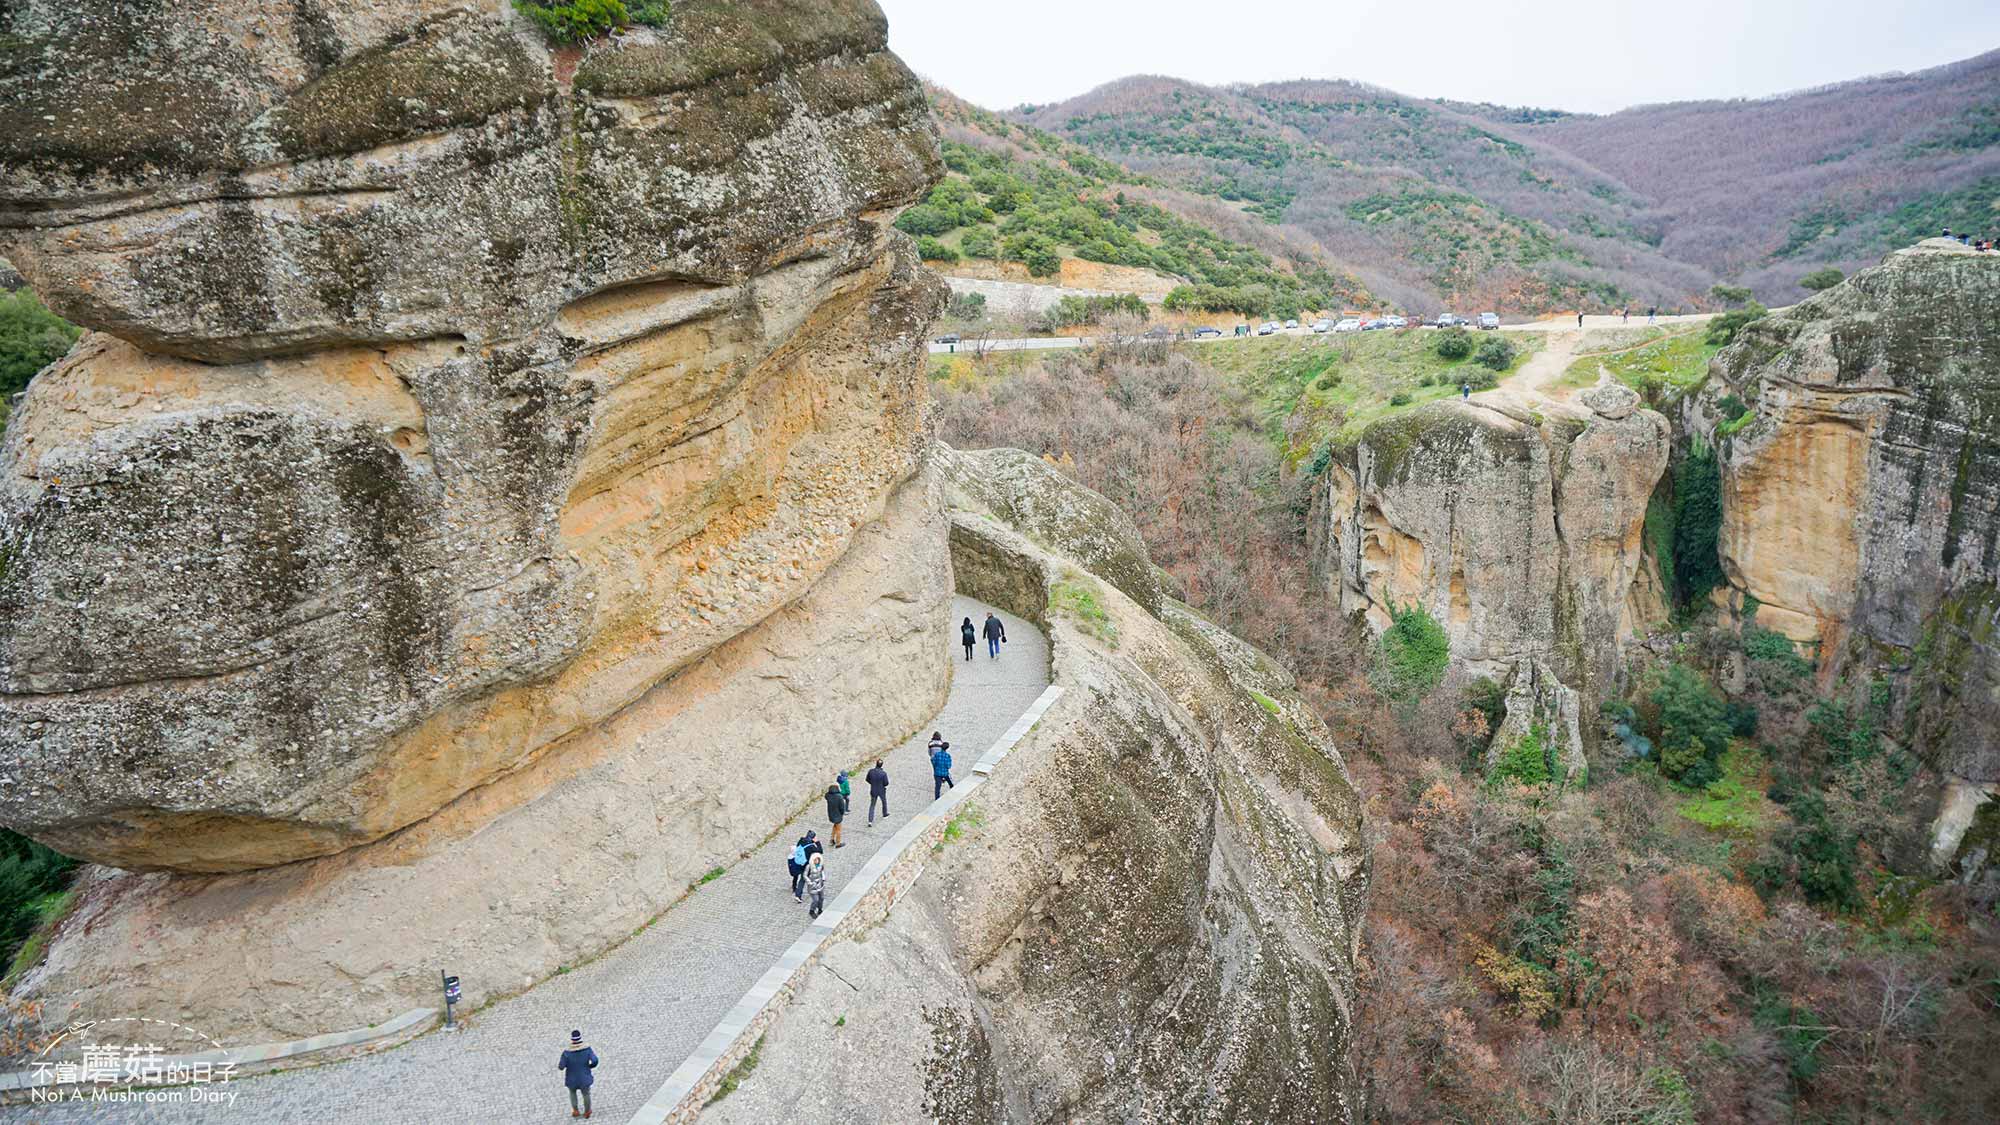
[707,449,1370,1123]
[0,0,959,1040]
[1321,389,1670,719]
[0,0,942,873]
[1704,239,2000,862]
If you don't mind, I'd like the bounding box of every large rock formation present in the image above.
[1320,383,1669,756]
[1703,239,2000,866]
[0,1,955,1038]
[705,448,1370,1123]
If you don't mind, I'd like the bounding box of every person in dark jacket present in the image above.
[865,759,889,824]
[825,780,848,848]
[931,741,954,799]
[982,612,1007,659]
[788,830,822,899]
[960,616,976,661]
[1576,310,1584,328]
[558,1029,599,1118]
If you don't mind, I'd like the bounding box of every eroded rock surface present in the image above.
[706,452,1369,1123]
[0,0,944,873]
[1321,391,1669,708]
[1702,240,2000,865]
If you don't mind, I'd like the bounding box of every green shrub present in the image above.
[1388,391,1412,406]
[1709,283,1753,305]
[0,831,77,973]
[1743,626,1812,682]
[1671,440,1723,607]
[1490,725,1551,787]
[1049,574,1118,646]
[1,288,81,397]
[1375,602,1450,702]
[1716,394,1749,421]
[1798,267,1844,292]
[1463,367,1499,391]
[915,236,959,263]
[1649,663,1729,787]
[957,226,998,260]
[1433,327,1473,360]
[515,0,661,43]
[1705,302,1767,346]
[1473,335,1515,370]
[1003,233,1061,278]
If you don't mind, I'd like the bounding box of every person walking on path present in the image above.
[1460,382,1469,400]
[1646,305,1656,325]
[960,616,976,662]
[837,770,852,824]
[983,612,1007,659]
[866,759,889,824]
[825,779,848,848]
[558,1030,599,1119]
[789,831,823,899]
[1621,308,1629,324]
[802,853,827,919]
[931,739,954,799]
[1576,311,1584,328]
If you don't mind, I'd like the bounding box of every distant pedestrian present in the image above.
[1943,226,1952,239]
[825,780,848,848]
[982,612,1007,659]
[1621,307,1629,324]
[1460,382,1469,399]
[1646,306,1656,324]
[1576,311,1584,328]
[803,853,827,919]
[931,740,954,799]
[559,1030,598,1119]
[866,759,889,824]
[788,830,822,899]
[960,616,976,662]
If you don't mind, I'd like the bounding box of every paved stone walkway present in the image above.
[5,596,1047,1125]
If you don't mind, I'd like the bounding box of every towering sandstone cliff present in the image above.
[0,0,954,1037]
[1321,383,1670,772]
[1701,240,2000,868]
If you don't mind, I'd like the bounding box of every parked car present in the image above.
[1333,318,1361,333]
[1284,319,1299,330]
[1257,321,1281,335]
[1310,319,1333,333]
[1384,315,1408,328]
[935,333,960,344]
[1142,326,1173,340]
[1193,326,1223,339]
[1360,318,1388,331]
[1433,313,1465,328]
[1477,312,1500,330]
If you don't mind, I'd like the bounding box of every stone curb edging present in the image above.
[626,683,1064,1125]
[0,1006,436,1098]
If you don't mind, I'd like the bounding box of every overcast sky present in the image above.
[879,0,1996,114]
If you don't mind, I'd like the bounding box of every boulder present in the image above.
[0,3,943,871]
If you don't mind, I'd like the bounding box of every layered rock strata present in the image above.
[0,0,954,1038]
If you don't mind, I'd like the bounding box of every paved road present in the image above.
[5,597,1049,1125]
[927,313,1721,355]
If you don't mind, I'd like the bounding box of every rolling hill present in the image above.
[999,49,2000,314]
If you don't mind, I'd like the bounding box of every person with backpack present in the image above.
[865,759,889,824]
[802,852,827,919]
[558,1029,599,1119]
[837,770,852,825]
[788,831,822,900]
[982,612,1007,659]
[931,739,954,799]
[959,616,976,662]
[825,779,848,848]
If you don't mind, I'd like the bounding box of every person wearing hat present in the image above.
[788,830,823,899]
[558,1029,599,1118]
[837,770,852,826]
[802,852,827,919]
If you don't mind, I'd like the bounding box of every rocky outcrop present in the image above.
[704,450,1370,1123]
[0,0,954,1039]
[1321,384,1669,738]
[1702,239,2000,867]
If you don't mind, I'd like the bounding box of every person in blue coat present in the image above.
[931,739,954,799]
[559,1029,599,1118]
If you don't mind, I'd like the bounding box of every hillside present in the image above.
[918,86,1375,321]
[1007,51,2000,313]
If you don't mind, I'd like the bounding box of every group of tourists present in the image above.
[1941,227,1999,251]
[555,607,1015,1118]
